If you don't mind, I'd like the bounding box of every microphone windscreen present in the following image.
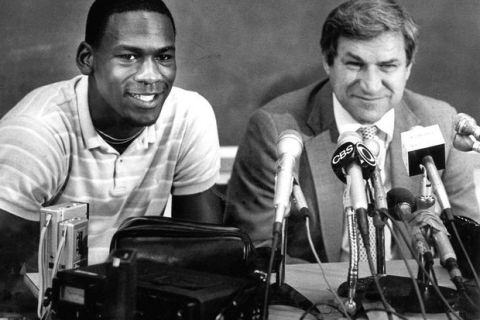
[386,187,416,219]
[276,130,303,158]
[453,113,476,135]
[453,133,476,152]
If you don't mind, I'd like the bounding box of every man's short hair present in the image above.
[320,0,418,66]
[85,0,176,48]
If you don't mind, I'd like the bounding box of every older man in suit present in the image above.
[224,0,480,263]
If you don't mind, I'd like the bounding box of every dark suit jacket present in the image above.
[225,79,480,262]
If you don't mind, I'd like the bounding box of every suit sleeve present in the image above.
[224,109,280,246]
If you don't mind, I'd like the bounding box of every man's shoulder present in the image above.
[401,89,458,131]
[6,75,83,119]
[403,89,457,117]
[164,86,213,116]
[260,79,328,114]
[246,79,329,131]
[168,86,210,105]
[0,76,84,139]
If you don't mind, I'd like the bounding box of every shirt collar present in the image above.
[332,93,394,142]
[76,75,157,151]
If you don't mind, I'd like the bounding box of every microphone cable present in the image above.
[360,181,395,320]
[261,222,281,320]
[421,158,480,291]
[304,216,353,320]
[37,213,52,320]
[382,214,429,319]
[442,214,480,291]
[305,214,416,320]
[291,178,352,319]
[383,211,463,320]
[362,232,395,320]
[40,224,68,320]
[52,225,67,284]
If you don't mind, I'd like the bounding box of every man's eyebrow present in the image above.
[114,45,176,53]
[158,45,176,53]
[343,52,400,64]
[343,52,364,61]
[377,58,400,64]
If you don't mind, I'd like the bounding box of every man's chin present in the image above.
[351,104,393,124]
[123,116,158,128]
[352,111,385,124]
[124,109,163,127]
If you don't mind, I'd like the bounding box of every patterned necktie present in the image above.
[356,126,377,264]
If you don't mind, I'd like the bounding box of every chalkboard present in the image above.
[1,0,480,145]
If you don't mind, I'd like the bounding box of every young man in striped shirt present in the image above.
[0,0,221,269]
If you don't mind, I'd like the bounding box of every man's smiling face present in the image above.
[323,31,412,124]
[88,10,176,127]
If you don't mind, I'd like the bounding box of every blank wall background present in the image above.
[1,0,480,145]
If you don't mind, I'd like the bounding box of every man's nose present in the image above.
[134,58,162,84]
[359,67,382,93]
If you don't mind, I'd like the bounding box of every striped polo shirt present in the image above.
[0,75,220,262]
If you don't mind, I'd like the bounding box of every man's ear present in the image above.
[405,62,413,81]
[76,42,94,75]
[321,54,331,76]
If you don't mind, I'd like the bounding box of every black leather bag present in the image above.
[110,216,256,277]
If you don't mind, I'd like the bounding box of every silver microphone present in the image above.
[453,113,480,140]
[273,130,303,224]
[453,133,480,153]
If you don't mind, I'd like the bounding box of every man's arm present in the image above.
[428,106,480,223]
[169,91,221,223]
[0,113,71,273]
[0,209,38,274]
[171,186,223,224]
[443,136,480,223]
[224,109,279,246]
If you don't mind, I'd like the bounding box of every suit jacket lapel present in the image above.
[304,82,345,261]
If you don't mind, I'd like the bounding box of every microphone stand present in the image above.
[268,215,320,315]
[367,175,387,275]
[338,171,458,314]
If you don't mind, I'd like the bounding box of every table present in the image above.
[26,259,457,320]
[268,259,456,320]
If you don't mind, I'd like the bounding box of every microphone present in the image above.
[401,125,453,220]
[453,133,480,153]
[362,139,388,216]
[388,188,466,292]
[386,188,433,264]
[363,137,388,274]
[273,130,303,225]
[332,131,376,210]
[292,178,311,220]
[331,131,376,256]
[453,113,480,140]
[415,207,465,291]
